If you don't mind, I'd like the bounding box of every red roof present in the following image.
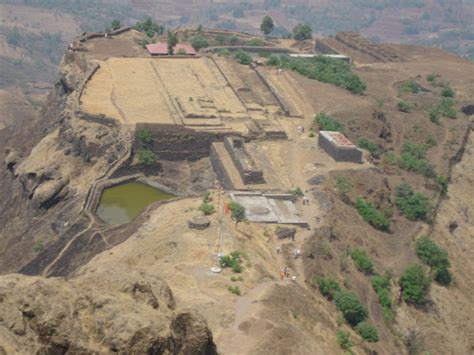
[146,43,168,55]
[146,42,196,55]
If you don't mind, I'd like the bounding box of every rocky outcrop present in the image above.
[0,265,216,354]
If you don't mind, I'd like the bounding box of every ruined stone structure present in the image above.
[210,136,266,190]
[318,131,362,163]
[224,137,265,185]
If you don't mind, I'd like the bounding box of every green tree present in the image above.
[191,35,209,51]
[292,23,312,40]
[334,290,368,326]
[229,201,246,224]
[260,15,275,36]
[167,31,178,55]
[355,322,379,342]
[399,264,431,304]
[111,19,121,30]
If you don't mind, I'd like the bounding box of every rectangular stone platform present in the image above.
[229,191,308,226]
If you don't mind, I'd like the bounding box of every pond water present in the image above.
[96,182,174,225]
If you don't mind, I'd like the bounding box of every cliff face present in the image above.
[0,264,216,354]
[0,49,128,274]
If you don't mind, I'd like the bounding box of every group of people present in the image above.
[280,266,297,282]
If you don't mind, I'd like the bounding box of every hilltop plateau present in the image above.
[0,25,473,354]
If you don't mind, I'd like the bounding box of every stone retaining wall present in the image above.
[135,123,229,161]
[210,143,235,190]
[224,137,265,185]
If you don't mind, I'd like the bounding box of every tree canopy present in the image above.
[260,16,275,36]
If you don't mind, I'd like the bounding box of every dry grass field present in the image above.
[81,57,250,130]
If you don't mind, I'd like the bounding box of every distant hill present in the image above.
[0,0,472,129]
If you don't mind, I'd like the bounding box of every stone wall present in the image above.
[314,39,340,54]
[135,123,228,161]
[210,143,235,190]
[318,133,362,163]
[224,137,265,184]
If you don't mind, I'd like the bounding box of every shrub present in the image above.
[33,240,44,253]
[283,56,366,94]
[436,175,448,195]
[199,202,215,215]
[415,236,452,285]
[111,19,121,30]
[441,86,455,98]
[399,264,431,304]
[234,50,252,65]
[433,265,452,285]
[220,251,243,273]
[358,137,380,158]
[137,128,153,145]
[334,176,352,195]
[334,290,368,326]
[292,23,312,40]
[316,276,341,300]
[371,271,392,315]
[137,149,158,166]
[400,80,421,94]
[356,198,390,231]
[289,186,303,197]
[437,98,457,118]
[399,142,436,178]
[397,100,412,112]
[202,191,212,203]
[228,285,241,295]
[229,201,246,223]
[266,54,281,67]
[191,35,209,51]
[336,330,352,350]
[395,184,432,221]
[429,109,440,124]
[315,112,344,132]
[355,322,379,342]
[246,38,266,46]
[350,249,374,275]
[426,73,437,82]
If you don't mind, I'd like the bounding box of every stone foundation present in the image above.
[318,131,362,163]
[224,137,265,185]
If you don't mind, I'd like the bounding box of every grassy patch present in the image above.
[220,251,243,273]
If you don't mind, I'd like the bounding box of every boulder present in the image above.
[188,216,211,230]
[307,174,326,185]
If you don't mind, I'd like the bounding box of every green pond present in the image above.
[96,182,174,225]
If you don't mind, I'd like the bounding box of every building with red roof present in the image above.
[146,42,196,56]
